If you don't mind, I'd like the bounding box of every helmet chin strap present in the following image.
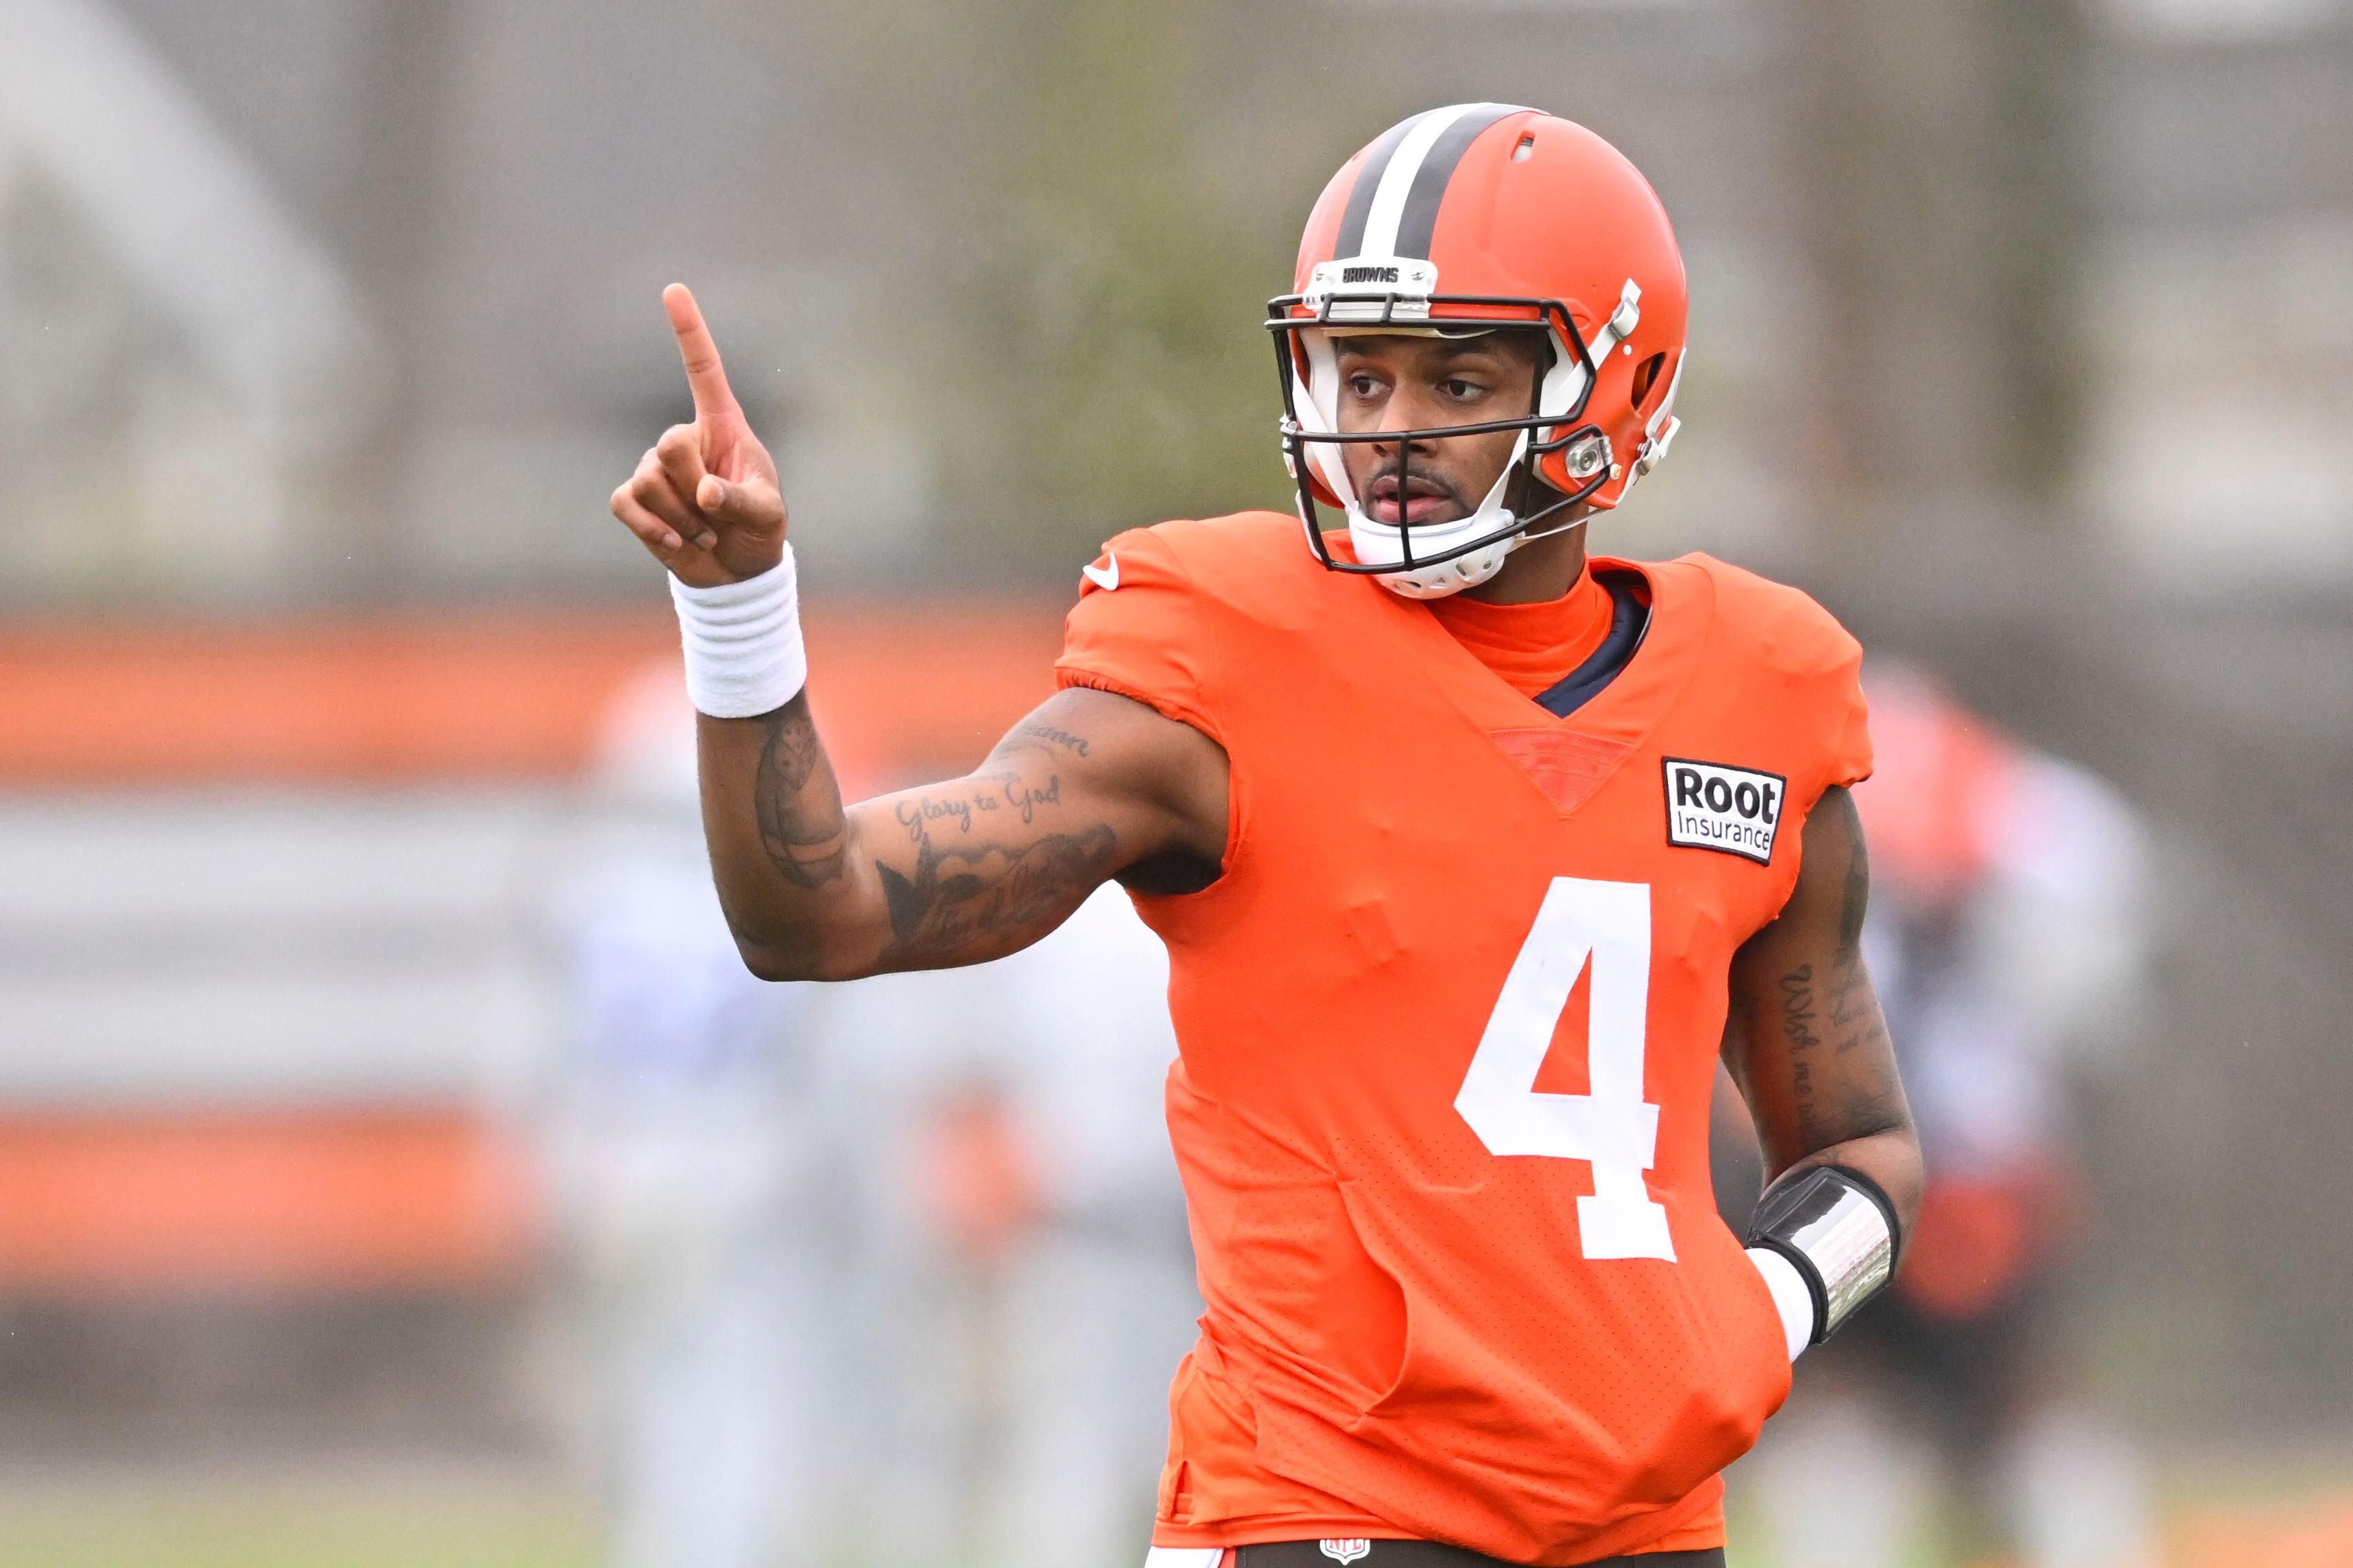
[1348,467,1590,600]
[1508,509,1592,550]
[1343,424,1531,597]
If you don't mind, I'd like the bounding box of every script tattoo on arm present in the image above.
[1766,790,1901,1150]
[1776,961,1828,1143]
[866,741,1122,966]
[1007,722,1091,758]
[1724,785,1915,1188]
[753,693,850,889]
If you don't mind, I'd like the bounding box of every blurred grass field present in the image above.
[0,1451,2348,1568]
[0,1460,597,1568]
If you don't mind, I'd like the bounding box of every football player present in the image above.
[611,103,1924,1568]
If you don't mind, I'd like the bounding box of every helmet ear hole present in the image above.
[1631,352,1668,411]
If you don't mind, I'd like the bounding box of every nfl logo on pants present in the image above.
[1319,1544,1372,1565]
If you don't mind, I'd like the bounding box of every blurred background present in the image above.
[1,0,2349,1563]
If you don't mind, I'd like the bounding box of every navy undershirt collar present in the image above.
[1531,572,1650,719]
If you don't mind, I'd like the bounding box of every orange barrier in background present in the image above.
[0,599,1066,788]
[2176,1491,2353,1568]
[0,1110,536,1296]
[0,601,1070,1296]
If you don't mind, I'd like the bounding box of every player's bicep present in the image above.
[844,686,1225,974]
[846,763,1117,974]
[1721,787,1913,1172]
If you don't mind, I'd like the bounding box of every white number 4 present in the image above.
[1453,877,1675,1262]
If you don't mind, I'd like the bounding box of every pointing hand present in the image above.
[609,284,787,586]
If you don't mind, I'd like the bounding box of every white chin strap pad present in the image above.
[1345,433,1526,599]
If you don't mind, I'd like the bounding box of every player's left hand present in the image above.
[609,283,788,588]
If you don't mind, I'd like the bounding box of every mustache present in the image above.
[1361,462,1468,508]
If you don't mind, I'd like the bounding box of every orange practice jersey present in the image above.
[1055,512,1872,1567]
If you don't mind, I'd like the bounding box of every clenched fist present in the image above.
[610,284,788,587]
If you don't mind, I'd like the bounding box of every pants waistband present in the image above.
[1232,1543,1725,1568]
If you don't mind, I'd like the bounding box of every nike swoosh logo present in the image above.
[1082,553,1120,591]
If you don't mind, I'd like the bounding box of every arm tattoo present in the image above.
[754,693,849,888]
[875,824,1116,964]
[890,776,1065,840]
[1776,963,1828,1142]
[1767,788,1898,1149]
[1007,722,1090,758]
[1775,952,1899,1148]
[1778,964,1823,1051]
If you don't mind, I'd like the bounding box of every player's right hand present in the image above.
[610,283,787,587]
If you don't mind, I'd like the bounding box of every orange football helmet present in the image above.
[1269,104,1688,597]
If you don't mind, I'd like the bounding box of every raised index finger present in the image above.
[662,282,739,418]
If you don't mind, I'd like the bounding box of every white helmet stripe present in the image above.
[1339,103,1529,264]
[1357,106,1475,261]
[1392,104,1528,260]
[1333,112,1431,261]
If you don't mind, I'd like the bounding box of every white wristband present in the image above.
[669,546,808,718]
[1747,1245,1818,1362]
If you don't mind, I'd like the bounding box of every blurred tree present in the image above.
[801,0,1308,577]
[1793,0,2089,523]
[340,0,462,594]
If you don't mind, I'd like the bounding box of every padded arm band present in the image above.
[1744,1164,1900,1346]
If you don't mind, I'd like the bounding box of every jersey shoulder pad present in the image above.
[1053,514,1297,736]
[1670,553,1872,791]
[1140,510,1320,607]
[1673,551,1863,680]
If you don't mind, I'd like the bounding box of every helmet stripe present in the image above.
[1333,111,1431,262]
[1392,103,1527,261]
[1354,108,1470,261]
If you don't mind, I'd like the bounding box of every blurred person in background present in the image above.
[1745,664,2156,1568]
[978,884,1199,1568]
[815,882,1195,1567]
[799,954,1004,1564]
[610,103,1924,1568]
[544,666,839,1568]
